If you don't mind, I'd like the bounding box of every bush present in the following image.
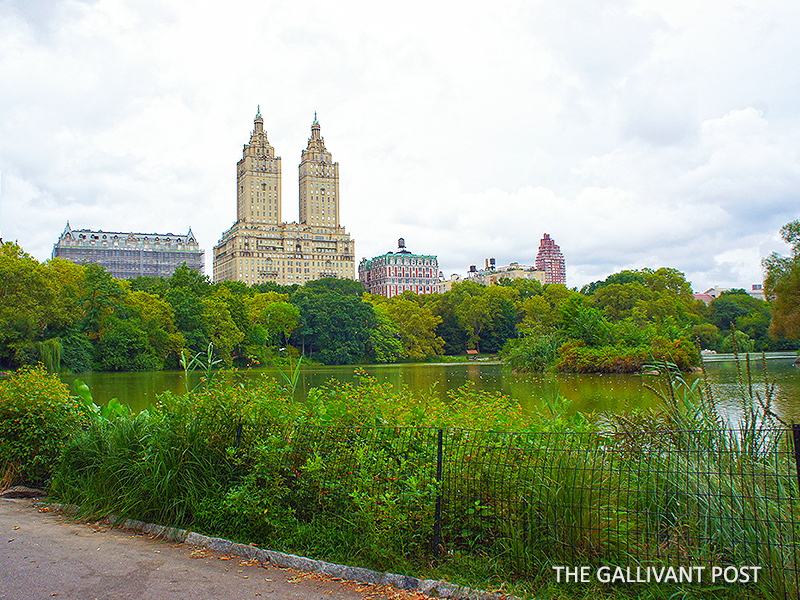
[0,365,86,487]
[501,331,561,372]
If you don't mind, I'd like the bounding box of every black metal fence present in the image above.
[238,423,800,597]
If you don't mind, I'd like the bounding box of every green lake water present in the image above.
[62,354,800,424]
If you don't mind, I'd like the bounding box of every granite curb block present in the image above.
[40,502,519,600]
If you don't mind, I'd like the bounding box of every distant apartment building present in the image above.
[466,258,545,286]
[52,223,204,279]
[694,285,766,305]
[213,109,356,285]
[438,273,462,294]
[359,238,439,297]
[535,233,566,285]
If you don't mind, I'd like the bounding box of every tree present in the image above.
[168,263,212,297]
[431,291,470,354]
[707,290,772,349]
[382,296,443,360]
[305,277,365,297]
[721,330,755,353]
[203,293,245,366]
[457,295,490,352]
[80,263,125,340]
[0,243,51,365]
[560,296,612,347]
[365,304,404,363]
[691,323,723,352]
[255,300,300,346]
[125,290,185,366]
[128,276,169,297]
[764,220,800,340]
[166,286,209,353]
[290,287,376,364]
[95,318,159,371]
[477,286,519,353]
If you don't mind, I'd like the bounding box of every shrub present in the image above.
[0,365,86,487]
[553,338,698,373]
[501,331,561,372]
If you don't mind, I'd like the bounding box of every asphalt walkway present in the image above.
[0,498,423,600]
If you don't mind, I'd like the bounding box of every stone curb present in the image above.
[42,502,520,600]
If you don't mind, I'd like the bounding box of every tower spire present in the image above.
[311,113,321,140]
[254,105,264,133]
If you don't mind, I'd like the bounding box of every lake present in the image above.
[61,353,800,424]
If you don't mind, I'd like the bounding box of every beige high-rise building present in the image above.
[237,108,282,225]
[299,115,340,228]
[213,109,356,285]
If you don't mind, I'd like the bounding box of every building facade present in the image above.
[52,223,203,279]
[213,109,356,285]
[437,273,462,294]
[359,239,439,297]
[466,258,545,287]
[535,233,566,285]
[695,285,766,304]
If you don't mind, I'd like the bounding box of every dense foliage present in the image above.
[764,219,800,341]
[0,236,792,374]
[4,363,791,600]
[0,365,87,486]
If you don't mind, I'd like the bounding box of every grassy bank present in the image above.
[1,363,796,599]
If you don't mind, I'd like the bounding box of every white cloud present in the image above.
[1,0,799,294]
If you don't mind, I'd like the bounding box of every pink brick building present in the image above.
[535,233,566,285]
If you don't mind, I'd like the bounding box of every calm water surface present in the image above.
[62,355,800,423]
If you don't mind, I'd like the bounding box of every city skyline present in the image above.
[1,1,798,291]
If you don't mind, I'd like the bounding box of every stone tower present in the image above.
[237,106,282,225]
[298,114,340,228]
[213,109,356,285]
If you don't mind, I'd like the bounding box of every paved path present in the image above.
[0,498,421,600]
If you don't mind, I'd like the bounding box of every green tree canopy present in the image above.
[764,220,800,340]
[380,296,443,360]
[290,287,376,364]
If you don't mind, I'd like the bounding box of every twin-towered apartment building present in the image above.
[212,109,356,286]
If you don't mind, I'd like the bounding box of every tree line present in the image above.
[1,222,797,374]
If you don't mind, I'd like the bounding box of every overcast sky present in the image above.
[1,0,798,291]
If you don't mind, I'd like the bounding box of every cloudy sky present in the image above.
[1,0,798,291]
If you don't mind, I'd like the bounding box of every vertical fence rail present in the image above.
[239,423,800,598]
[433,428,443,558]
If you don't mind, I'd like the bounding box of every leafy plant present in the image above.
[72,379,132,423]
[0,365,85,487]
[275,349,303,395]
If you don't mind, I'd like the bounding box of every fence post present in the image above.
[793,424,800,493]
[235,419,243,449]
[433,428,443,559]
